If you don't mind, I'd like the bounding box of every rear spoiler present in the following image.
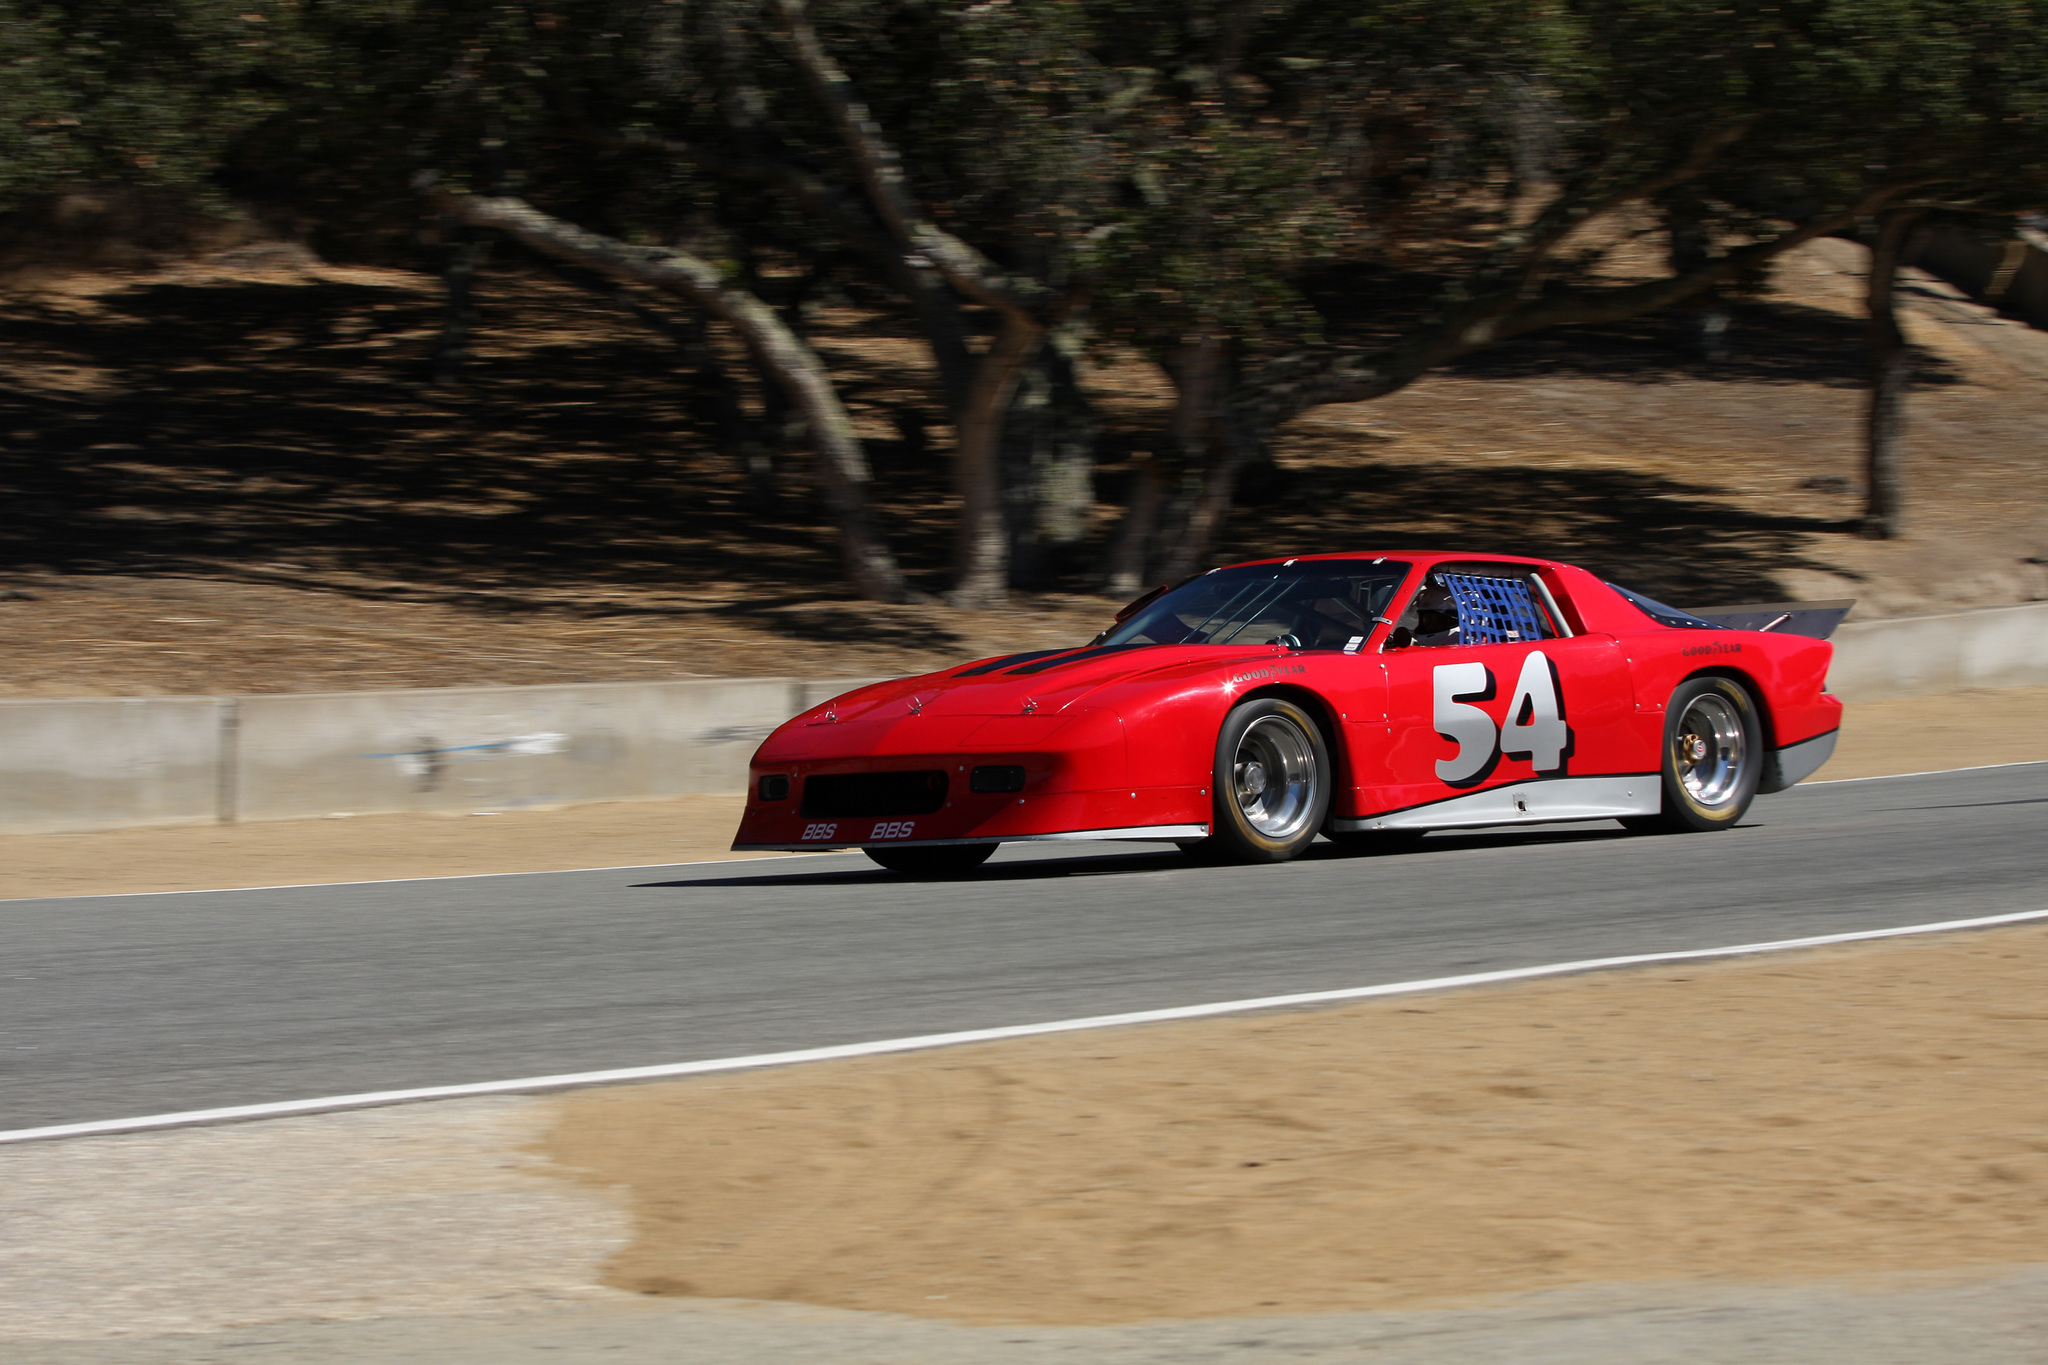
[1687,599,1856,640]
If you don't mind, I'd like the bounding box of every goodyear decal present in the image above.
[1230,663,1308,685]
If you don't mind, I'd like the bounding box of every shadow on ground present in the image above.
[0,266,1875,618]
[1441,299,1960,389]
[637,828,1634,890]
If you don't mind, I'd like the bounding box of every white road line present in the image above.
[5,904,2046,1148]
[0,850,859,904]
[1807,758,2048,785]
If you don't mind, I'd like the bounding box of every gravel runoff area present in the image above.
[6,925,2048,1363]
[2,687,2045,1363]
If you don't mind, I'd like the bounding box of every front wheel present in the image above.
[1624,676,1761,834]
[1207,698,1332,863]
[863,843,998,876]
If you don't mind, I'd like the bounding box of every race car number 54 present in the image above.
[1434,651,1569,783]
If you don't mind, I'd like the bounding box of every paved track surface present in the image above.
[3,764,2043,1132]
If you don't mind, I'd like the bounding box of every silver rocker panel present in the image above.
[1331,775,1661,834]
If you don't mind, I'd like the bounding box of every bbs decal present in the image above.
[1433,651,1569,784]
[801,822,839,840]
[868,821,916,840]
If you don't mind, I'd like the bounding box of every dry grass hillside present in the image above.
[1,237,2043,697]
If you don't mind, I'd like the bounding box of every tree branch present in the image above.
[618,130,976,412]
[765,0,1058,320]
[418,181,915,603]
[1505,123,1753,293]
[1238,183,1915,438]
[1139,182,1925,577]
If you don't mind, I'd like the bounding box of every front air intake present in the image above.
[801,769,949,818]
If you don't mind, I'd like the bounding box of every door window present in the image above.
[1385,564,1563,650]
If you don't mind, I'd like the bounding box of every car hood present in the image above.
[787,643,1290,729]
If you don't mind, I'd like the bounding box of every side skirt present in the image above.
[732,822,1211,853]
[1331,775,1660,834]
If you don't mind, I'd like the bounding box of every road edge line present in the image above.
[0,850,859,904]
[1804,758,2048,785]
[6,904,2046,1147]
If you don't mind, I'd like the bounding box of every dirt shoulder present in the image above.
[546,921,2048,1325]
[0,793,777,901]
[10,920,2048,1357]
[1,686,2042,901]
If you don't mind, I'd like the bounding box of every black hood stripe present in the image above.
[1003,643,1152,676]
[953,649,1073,677]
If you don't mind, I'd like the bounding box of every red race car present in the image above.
[732,553,1847,875]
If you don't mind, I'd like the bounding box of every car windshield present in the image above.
[1099,561,1411,650]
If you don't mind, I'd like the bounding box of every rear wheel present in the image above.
[1623,676,1761,834]
[1206,698,1331,863]
[863,843,998,876]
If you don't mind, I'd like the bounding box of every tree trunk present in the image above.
[951,315,1045,607]
[430,226,491,385]
[1103,453,1164,598]
[1000,328,1097,589]
[425,188,914,603]
[1153,335,1247,581]
[765,0,1069,605]
[1861,210,1922,539]
[1667,200,1730,362]
[896,266,976,417]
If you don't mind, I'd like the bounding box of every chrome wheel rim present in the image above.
[1233,715,1318,839]
[1675,693,1746,807]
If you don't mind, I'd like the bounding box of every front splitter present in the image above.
[733,822,1211,853]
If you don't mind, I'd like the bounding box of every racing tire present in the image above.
[1206,697,1332,863]
[1622,676,1762,834]
[863,843,998,876]
[1325,828,1426,856]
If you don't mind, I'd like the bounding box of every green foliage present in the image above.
[6,1,2047,375]
[0,0,300,210]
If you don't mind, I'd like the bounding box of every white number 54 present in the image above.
[1434,652,1568,783]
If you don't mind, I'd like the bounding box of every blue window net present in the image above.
[1440,573,1550,646]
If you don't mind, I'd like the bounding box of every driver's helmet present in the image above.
[1412,582,1461,643]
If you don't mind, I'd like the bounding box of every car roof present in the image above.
[1217,551,1568,573]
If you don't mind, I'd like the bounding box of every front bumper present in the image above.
[731,766,1210,852]
[734,821,1210,853]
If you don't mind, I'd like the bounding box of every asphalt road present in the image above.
[3,762,2043,1133]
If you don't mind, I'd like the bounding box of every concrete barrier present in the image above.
[0,599,2043,835]
[232,677,885,822]
[1826,601,2048,702]
[0,678,886,834]
[0,696,226,834]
